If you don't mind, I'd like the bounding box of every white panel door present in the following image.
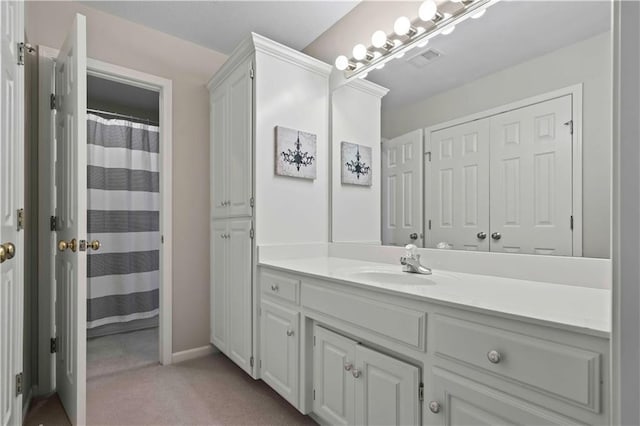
[226,218,253,374]
[210,220,227,351]
[312,325,356,426]
[381,129,423,246]
[430,119,490,251]
[260,300,299,407]
[210,87,228,219]
[54,14,87,426]
[354,345,420,426]
[489,96,573,255]
[0,2,24,425]
[227,60,253,218]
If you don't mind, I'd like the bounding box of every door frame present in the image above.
[423,84,583,256]
[36,47,173,395]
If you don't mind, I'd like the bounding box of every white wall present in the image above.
[331,81,387,243]
[254,49,331,245]
[382,32,612,259]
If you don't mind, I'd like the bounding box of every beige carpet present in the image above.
[87,327,159,379]
[27,353,316,425]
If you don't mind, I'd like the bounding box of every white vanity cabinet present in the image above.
[313,325,421,426]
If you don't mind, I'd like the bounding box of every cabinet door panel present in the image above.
[227,219,253,374]
[211,88,228,219]
[430,368,580,426]
[227,61,253,217]
[210,220,228,351]
[261,299,299,407]
[313,326,357,426]
[355,345,421,426]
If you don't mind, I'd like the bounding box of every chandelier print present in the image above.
[341,142,373,186]
[275,126,317,180]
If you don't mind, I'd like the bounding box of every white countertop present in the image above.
[258,256,611,337]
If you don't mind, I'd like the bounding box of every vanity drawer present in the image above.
[261,271,300,305]
[433,314,601,411]
[302,282,426,350]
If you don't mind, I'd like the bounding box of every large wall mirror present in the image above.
[360,0,612,258]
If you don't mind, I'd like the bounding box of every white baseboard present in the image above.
[171,344,217,364]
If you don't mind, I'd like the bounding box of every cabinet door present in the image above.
[429,368,577,425]
[489,95,573,256]
[210,220,228,351]
[211,87,228,219]
[430,119,491,251]
[227,60,253,217]
[260,299,299,407]
[354,345,421,426]
[226,218,253,374]
[313,326,357,426]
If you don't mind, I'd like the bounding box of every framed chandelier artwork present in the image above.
[275,125,317,180]
[341,141,372,186]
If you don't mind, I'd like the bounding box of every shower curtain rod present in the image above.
[87,108,159,126]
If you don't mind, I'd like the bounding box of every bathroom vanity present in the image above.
[256,246,610,426]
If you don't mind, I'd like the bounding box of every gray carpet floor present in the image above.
[26,351,315,425]
[87,327,159,379]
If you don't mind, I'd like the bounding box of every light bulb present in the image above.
[442,25,456,35]
[335,55,349,71]
[352,44,368,61]
[394,16,412,36]
[418,0,437,21]
[471,9,486,19]
[371,30,388,48]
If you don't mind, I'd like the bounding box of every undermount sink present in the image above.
[339,265,437,285]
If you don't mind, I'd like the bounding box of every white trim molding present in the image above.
[171,345,218,364]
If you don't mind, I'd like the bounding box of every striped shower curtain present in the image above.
[86,114,160,337]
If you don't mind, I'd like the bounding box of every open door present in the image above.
[54,14,87,425]
[0,2,25,425]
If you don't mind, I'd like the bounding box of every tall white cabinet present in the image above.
[208,33,331,378]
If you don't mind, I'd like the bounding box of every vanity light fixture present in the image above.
[334,0,499,80]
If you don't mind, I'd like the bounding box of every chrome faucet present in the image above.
[400,244,432,275]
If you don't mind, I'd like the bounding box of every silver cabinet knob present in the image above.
[491,232,501,240]
[351,369,361,378]
[271,284,279,292]
[428,401,441,414]
[477,232,487,240]
[286,329,294,337]
[344,362,353,371]
[487,350,502,364]
[409,232,418,240]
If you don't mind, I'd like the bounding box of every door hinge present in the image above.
[250,197,254,208]
[425,151,432,162]
[259,359,262,369]
[161,235,164,244]
[249,68,255,79]
[250,227,255,239]
[50,336,58,353]
[250,356,254,367]
[17,208,24,231]
[15,372,23,396]
[564,120,574,135]
[570,215,574,230]
[313,389,316,400]
[50,94,57,110]
[428,219,432,230]
[313,335,316,346]
[17,42,34,66]
[418,383,424,402]
[50,215,58,231]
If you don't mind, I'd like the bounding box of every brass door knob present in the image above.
[58,238,77,252]
[0,242,15,263]
[88,240,101,251]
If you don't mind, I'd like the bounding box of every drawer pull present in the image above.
[286,329,294,337]
[428,401,441,414]
[487,350,502,364]
[351,369,361,379]
[271,284,279,292]
[344,362,353,372]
